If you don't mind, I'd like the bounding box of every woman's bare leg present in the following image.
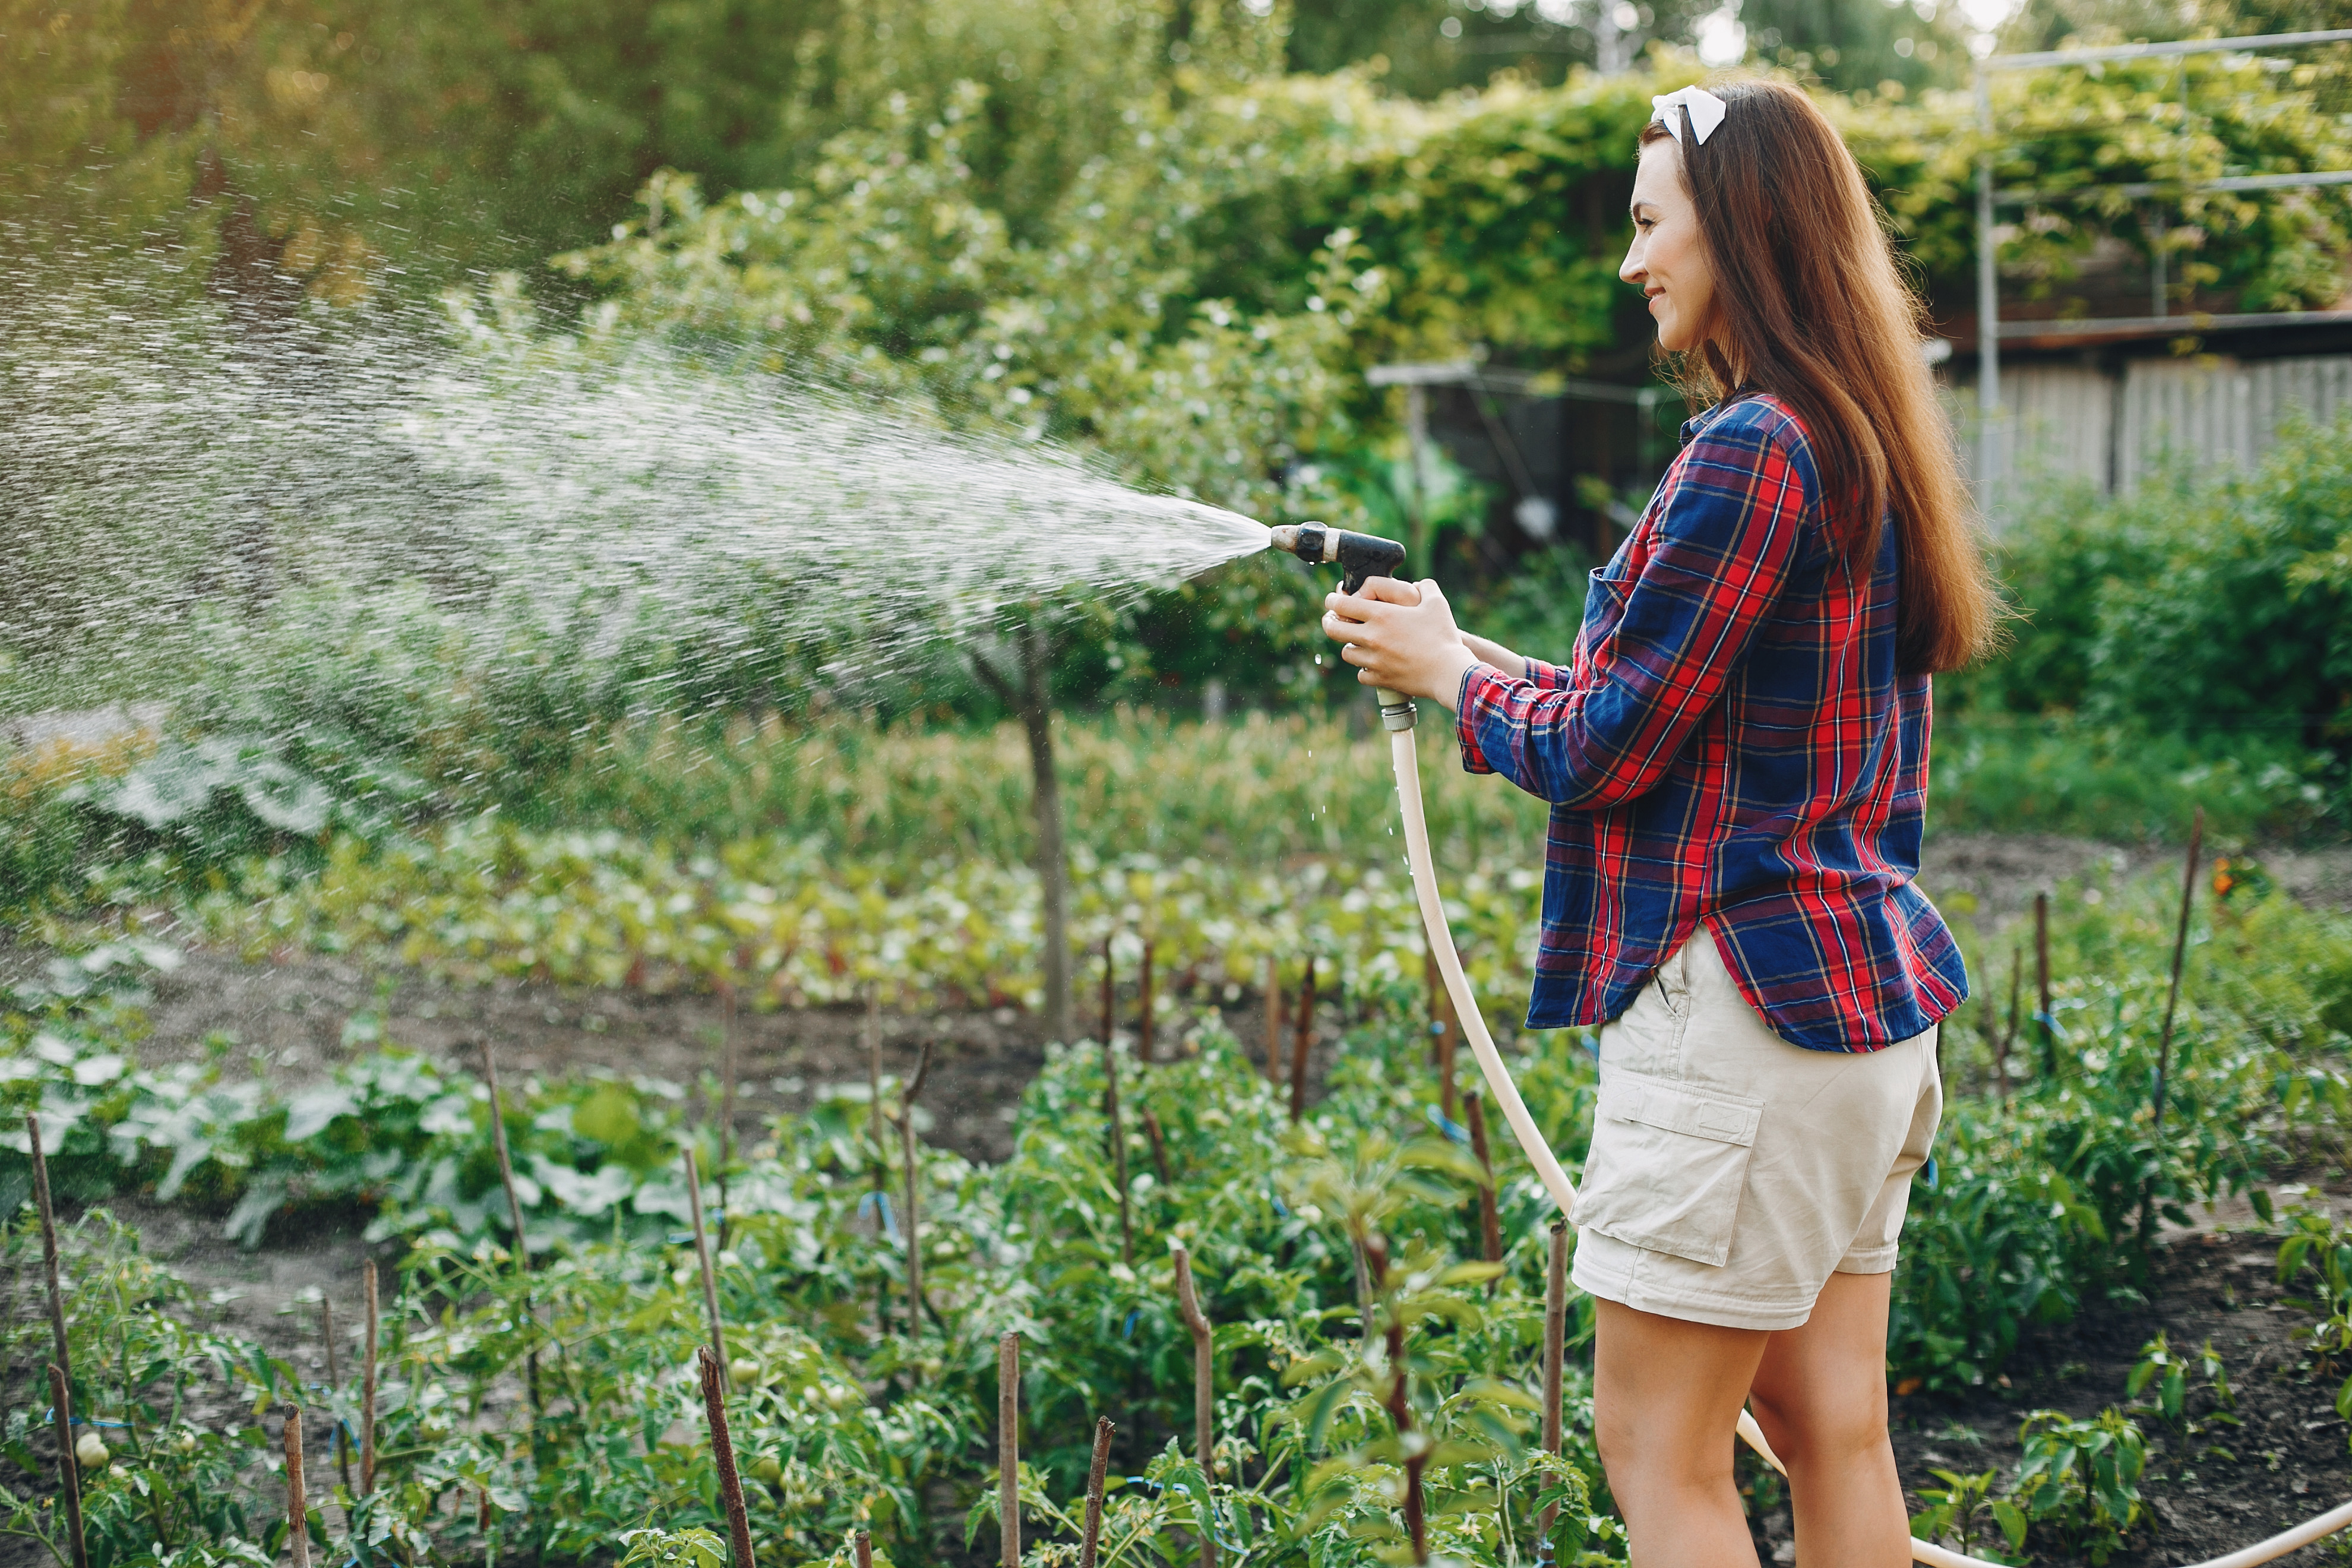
[1592,1298,1769,1567]
[1746,1270,1910,1567]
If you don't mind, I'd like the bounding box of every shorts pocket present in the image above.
[1571,1069,1763,1268]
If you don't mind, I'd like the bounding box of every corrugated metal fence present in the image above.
[1952,353,2352,504]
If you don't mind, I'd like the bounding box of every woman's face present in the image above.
[1620,137,1718,354]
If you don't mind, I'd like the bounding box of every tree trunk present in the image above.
[975,619,1074,1042]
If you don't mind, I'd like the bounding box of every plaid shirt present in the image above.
[1456,393,1967,1052]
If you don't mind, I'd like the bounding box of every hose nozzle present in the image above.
[1270,522,1418,732]
[1269,523,1408,595]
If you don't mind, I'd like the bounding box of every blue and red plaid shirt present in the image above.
[1456,393,1967,1052]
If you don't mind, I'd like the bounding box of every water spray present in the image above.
[1279,527,2352,1568]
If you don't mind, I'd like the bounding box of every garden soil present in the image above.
[8,830,2352,1564]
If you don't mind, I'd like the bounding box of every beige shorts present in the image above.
[1569,925,1942,1332]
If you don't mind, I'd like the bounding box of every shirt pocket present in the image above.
[1571,1068,1762,1267]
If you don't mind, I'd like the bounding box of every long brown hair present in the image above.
[1640,79,1997,674]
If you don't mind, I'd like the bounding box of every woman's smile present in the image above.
[1620,137,1717,353]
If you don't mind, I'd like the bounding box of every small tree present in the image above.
[969,612,1073,1042]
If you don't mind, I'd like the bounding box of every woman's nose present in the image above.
[1618,245,1643,286]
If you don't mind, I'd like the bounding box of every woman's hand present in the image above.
[1322,577,1484,712]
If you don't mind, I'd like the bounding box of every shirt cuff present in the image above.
[1456,664,1509,775]
[1526,657,1568,691]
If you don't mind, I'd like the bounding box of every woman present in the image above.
[1322,79,1997,1566]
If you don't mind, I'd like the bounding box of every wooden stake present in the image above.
[1288,956,1315,1125]
[1368,1237,1427,1566]
[902,1040,935,1329]
[1464,1092,1501,1277]
[867,988,888,1339]
[997,1332,1021,1568]
[1538,1222,1567,1544]
[2003,944,2022,1092]
[360,1262,378,1497]
[1263,955,1283,1085]
[1428,947,1459,1123]
[1172,1245,1216,1521]
[854,1531,872,1568]
[2034,891,2054,1076]
[718,981,739,1250]
[697,1347,757,1568]
[286,1405,311,1568]
[1102,936,1117,1047]
[1137,938,1156,1065]
[480,1042,539,1414]
[684,1145,729,1378]
[1079,1417,1115,1568]
[322,1297,352,1494]
[26,1114,74,1401]
[2143,806,2205,1245]
[1140,1108,1172,1190]
[49,1363,87,1568]
[1424,944,1441,1066]
[481,1044,531,1262]
[1104,1028,1133,1266]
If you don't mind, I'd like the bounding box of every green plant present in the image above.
[1908,1468,2024,1564]
[2127,1332,2234,1431]
[2275,1207,2352,1424]
[2010,1408,2149,1565]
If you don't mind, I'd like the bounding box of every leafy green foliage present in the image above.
[1948,413,2352,837]
[1908,1468,2024,1564]
[0,1212,308,1568]
[2273,1206,2352,1423]
[2126,1331,2234,1431]
[2010,1408,2148,1564]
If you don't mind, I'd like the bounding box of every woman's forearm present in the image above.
[1460,633,1530,682]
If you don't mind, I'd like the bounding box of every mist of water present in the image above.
[1,282,1273,738]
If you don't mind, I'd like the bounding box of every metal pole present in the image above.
[1975,65,2002,525]
[1403,384,1432,578]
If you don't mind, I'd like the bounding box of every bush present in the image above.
[1951,411,2352,840]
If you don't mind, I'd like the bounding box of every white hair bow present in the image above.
[1650,85,1728,146]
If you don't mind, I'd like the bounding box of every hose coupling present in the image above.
[1375,687,1418,732]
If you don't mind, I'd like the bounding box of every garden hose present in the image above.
[1381,703,2352,1568]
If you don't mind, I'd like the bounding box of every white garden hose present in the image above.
[1384,721,2351,1568]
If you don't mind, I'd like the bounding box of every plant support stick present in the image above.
[2143,805,2205,1245]
[286,1406,311,1568]
[1140,1108,1172,1190]
[684,1145,729,1377]
[1138,937,1155,1064]
[323,1297,352,1495]
[718,981,739,1249]
[1465,1091,1501,1275]
[697,1347,757,1568]
[50,1362,87,1568]
[1539,1221,1567,1545]
[1172,1245,1216,1534]
[867,987,888,1338]
[480,1042,539,1415]
[1103,1026,1133,1266]
[902,1040,935,1327]
[27,1114,74,1402]
[1263,956,1282,1085]
[2034,890,2054,1076]
[360,1262,378,1497]
[1079,1417,1115,1568]
[1288,956,1315,1124]
[998,1332,1021,1568]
